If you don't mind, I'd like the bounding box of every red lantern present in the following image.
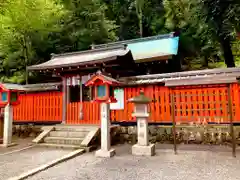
[85,72,121,103]
[0,84,23,108]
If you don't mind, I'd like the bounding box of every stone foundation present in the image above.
[12,125,42,138]
[9,124,240,146]
[112,125,240,145]
[132,144,155,156]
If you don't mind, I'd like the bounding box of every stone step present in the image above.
[49,131,88,138]
[54,126,98,132]
[39,143,83,150]
[44,137,84,145]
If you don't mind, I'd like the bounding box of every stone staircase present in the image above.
[33,125,100,151]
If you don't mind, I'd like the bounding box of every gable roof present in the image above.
[28,46,130,71]
[93,32,179,61]
[28,33,179,72]
[85,71,121,86]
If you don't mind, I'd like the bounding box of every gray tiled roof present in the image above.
[23,82,61,91]
[1,83,26,91]
[28,46,130,70]
[120,68,240,86]
[0,82,61,92]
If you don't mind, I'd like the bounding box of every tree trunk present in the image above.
[139,13,143,37]
[23,35,29,84]
[219,36,235,67]
[136,0,144,37]
[202,55,208,68]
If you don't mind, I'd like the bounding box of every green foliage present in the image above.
[0,0,117,83]
[199,0,239,67]
[0,0,65,83]
[0,0,239,83]
[59,0,117,51]
[163,0,240,69]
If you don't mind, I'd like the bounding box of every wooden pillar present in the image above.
[232,84,240,121]
[228,85,236,157]
[0,109,3,143]
[89,87,92,101]
[171,89,177,154]
[79,76,83,120]
[62,77,67,124]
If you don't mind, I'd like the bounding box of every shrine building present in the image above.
[25,32,180,124]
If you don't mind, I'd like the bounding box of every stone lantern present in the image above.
[129,90,155,156]
[0,83,24,147]
[85,71,120,157]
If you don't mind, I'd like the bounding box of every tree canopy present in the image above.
[0,0,239,83]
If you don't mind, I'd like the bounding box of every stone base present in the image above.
[95,149,116,158]
[0,143,17,148]
[132,144,155,156]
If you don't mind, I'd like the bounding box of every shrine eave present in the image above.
[120,67,240,86]
[85,72,121,87]
[27,46,131,71]
[0,83,26,91]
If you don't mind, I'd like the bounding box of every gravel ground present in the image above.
[26,144,240,180]
[0,136,34,154]
[0,146,71,180]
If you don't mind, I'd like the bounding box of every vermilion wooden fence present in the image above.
[110,86,172,123]
[13,92,62,123]
[12,83,240,124]
[66,102,100,124]
[13,92,101,124]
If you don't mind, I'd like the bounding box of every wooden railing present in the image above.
[12,83,240,124]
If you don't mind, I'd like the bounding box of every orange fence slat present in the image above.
[12,83,240,125]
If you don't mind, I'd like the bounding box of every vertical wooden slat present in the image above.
[228,85,236,157]
[71,103,74,124]
[149,85,154,122]
[233,84,240,121]
[215,89,221,123]
[127,87,132,121]
[95,102,99,124]
[192,89,198,123]
[203,88,208,123]
[171,90,177,154]
[186,89,191,123]
[209,88,214,123]
[221,88,228,123]
[89,102,92,124]
[164,87,169,122]
[123,88,127,121]
[155,86,160,122]
[175,89,179,123]
[160,87,165,122]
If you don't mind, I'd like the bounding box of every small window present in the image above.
[10,92,18,102]
[1,92,7,102]
[97,85,106,97]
